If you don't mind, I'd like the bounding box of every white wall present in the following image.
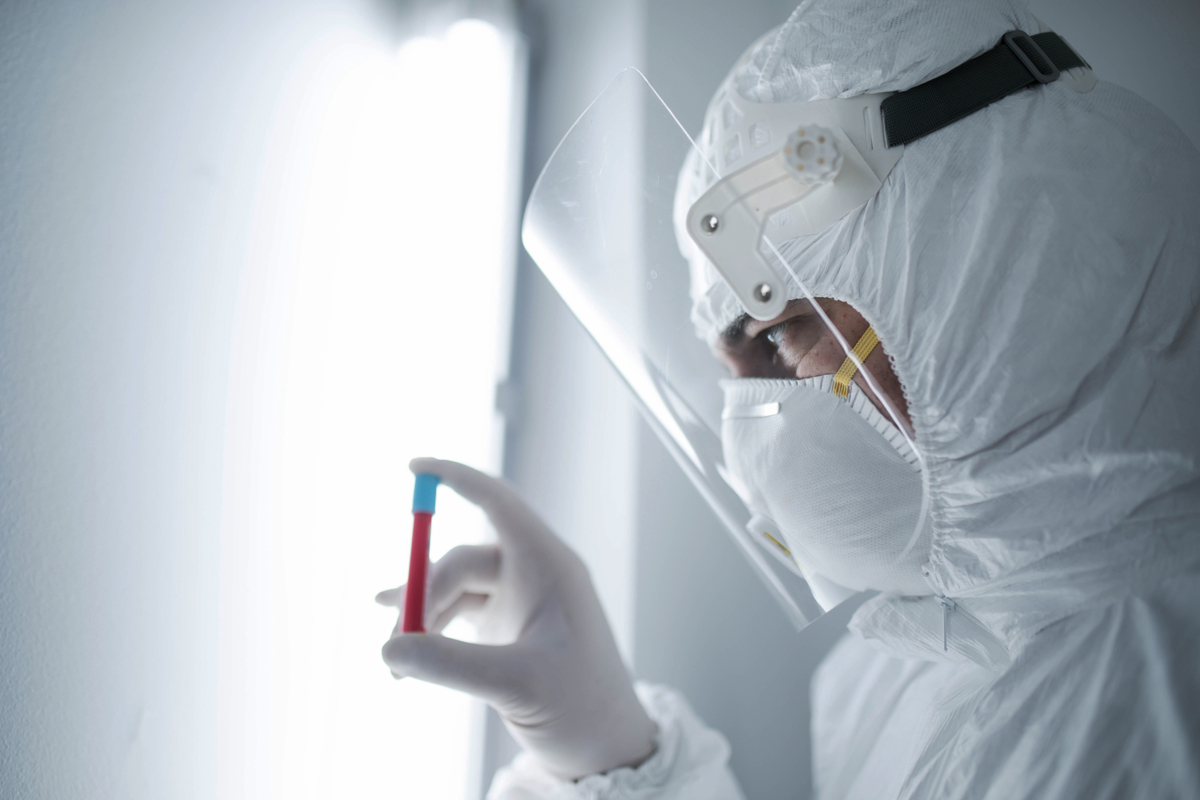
[503,0,644,670]
[482,0,647,783]
[1034,0,1199,147]
[0,1,410,796]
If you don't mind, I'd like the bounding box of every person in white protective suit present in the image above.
[378,1,1200,797]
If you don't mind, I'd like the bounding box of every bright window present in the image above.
[219,16,523,800]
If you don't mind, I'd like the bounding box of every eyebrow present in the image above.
[722,314,751,342]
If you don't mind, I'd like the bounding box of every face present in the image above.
[715,298,912,429]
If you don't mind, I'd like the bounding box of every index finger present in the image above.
[409,458,554,548]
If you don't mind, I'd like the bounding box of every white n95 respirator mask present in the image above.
[721,373,932,598]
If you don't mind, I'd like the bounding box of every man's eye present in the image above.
[763,321,788,348]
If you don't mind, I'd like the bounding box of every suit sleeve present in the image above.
[487,683,746,800]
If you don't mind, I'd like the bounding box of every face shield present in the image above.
[521,68,929,630]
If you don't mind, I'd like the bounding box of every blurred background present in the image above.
[1,1,1197,798]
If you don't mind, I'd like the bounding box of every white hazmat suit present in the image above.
[487,0,1200,797]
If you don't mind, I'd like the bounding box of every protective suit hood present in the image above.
[678,0,1200,665]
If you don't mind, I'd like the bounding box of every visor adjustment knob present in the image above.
[754,283,773,303]
[700,214,720,234]
[783,125,843,186]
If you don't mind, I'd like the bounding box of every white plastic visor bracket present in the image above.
[685,92,903,321]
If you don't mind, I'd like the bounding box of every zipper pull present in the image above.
[937,596,957,652]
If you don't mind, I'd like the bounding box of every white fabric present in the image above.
[721,375,931,595]
[814,574,1200,799]
[495,0,1200,797]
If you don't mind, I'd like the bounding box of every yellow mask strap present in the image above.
[832,326,880,398]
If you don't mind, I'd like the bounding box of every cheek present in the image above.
[787,334,849,380]
[862,347,897,387]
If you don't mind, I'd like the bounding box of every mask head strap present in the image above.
[832,326,880,398]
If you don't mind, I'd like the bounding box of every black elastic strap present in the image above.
[881,31,1089,148]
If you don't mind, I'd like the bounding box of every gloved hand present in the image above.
[377,457,657,780]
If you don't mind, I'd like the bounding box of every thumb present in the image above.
[382,633,524,705]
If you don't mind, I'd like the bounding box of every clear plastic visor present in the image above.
[521,68,924,630]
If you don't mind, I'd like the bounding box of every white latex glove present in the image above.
[377,458,657,780]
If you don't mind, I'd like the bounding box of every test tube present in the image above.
[402,473,440,633]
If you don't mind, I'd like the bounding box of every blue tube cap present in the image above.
[412,473,440,514]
